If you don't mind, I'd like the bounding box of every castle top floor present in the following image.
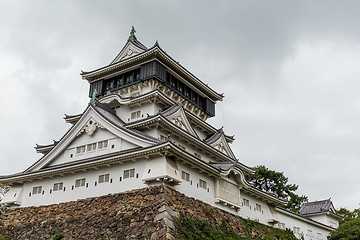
[81,28,223,120]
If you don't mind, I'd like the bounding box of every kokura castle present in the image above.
[0,28,342,239]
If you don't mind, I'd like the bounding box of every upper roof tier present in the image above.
[81,28,224,103]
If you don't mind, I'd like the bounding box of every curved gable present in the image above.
[26,102,158,172]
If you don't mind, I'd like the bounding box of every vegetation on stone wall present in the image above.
[175,214,298,240]
[247,165,308,212]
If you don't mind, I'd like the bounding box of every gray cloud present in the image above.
[0,0,359,210]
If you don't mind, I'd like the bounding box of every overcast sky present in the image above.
[0,0,359,210]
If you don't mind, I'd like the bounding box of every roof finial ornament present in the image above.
[130,26,136,39]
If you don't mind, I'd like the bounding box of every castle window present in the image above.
[194,153,201,159]
[199,179,207,189]
[124,168,135,179]
[99,174,110,183]
[125,72,133,84]
[75,178,86,188]
[98,140,108,149]
[306,230,313,237]
[53,182,63,191]
[76,145,86,154]
[243,198,249,207]
[87,143,97,152]
[32,186,42,195]
[134,69,140,81]
[178,144,186,150]
[160,135,166,141]
[131,111,141,120]
[278,223,285,230]
[182,171,190,182]
[316,233,322,239]
[293,227,300,234]
[256,204,262,211]
[115,77,123,88]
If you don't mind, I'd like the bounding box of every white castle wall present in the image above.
[19,159,147,207]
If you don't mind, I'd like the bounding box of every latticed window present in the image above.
[75,178,86,188]
[87,143,97,152]
[199,179,207,189]
[99,174,110,183]
[279,223,285,230]
[182,171,190,182]
[293,227,300,234]
[256,204,262,211]
[131,111,141,120]
[53,182,63,191]
[178,144,185,150]
[124,169,135,179]
[98,140,108,149]
[32,186,42,195]
[76,145,86,154]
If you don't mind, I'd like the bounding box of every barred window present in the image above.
[131,111,141,120]
[243,198,250,207]
[98,140,108,150]
[194,153,201,159]
[182,171,190,182]
[76,145,86,154]
[124,169,135,179]
[87,143,97,152]
[32,186,42,195]
[256,204,262,211]
[99,174,110,183]
[178,144,186,150]
[75,178,86,188]
[53,182,63,191]
[199,179,207,189]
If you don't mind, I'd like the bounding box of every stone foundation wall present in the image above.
[0,185,294,239]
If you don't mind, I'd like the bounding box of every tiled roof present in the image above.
[160,101,182,117]
[204,127,224,144]
[208,162,236,171]
[298,199,334,215]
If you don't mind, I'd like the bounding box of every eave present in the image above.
[64,114,82,124]
[0,143,169,185]
[100,89,173,109]
[81,46,223,102]
[126,114,253,173]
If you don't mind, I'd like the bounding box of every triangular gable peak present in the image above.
[110,35,148,65]
[26,101,158,172]
[161,102,198,138]
[205,128,236,159]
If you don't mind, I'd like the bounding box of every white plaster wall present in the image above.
[19,159,147,207]
[309,215,339,228]
[275,211,331,240]
[238,192,274,224]
[193,128,208,141]
[48,129,135,167]
[115,102,158,123]
[174,162,215,206]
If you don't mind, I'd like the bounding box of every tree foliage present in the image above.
[0,184,9,215]
[247,165,308,212]
[328,208,360,240]
[0,184,9,200]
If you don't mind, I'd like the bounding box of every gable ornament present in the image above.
[77,118,105,136]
